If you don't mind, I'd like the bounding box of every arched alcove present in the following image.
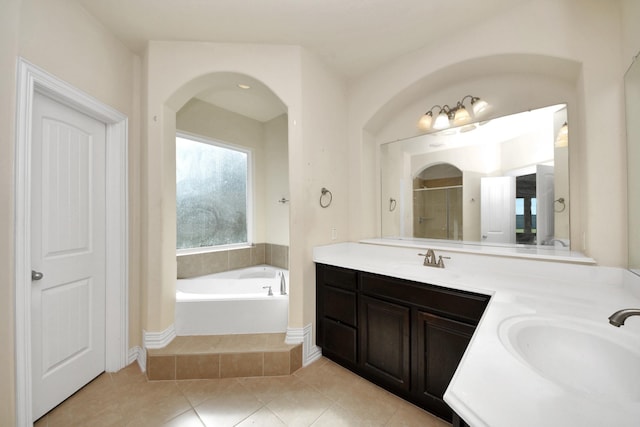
[170,71,291,332]
[361,53,582,247]
[141,60,301,342]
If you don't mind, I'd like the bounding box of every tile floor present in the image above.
[34,357,451,427]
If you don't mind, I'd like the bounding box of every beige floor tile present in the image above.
[266,383,334,427]
[110,362,147,387]
[37,357,453,427]
[385,399,451,427]
[193,390,263,427]
[116,381,190,420]
[310,403,366,427]
[175,377,241,407]
[236,406,287,426]
[300,360,370,402]
[334,378,399,424]
[238,375,304,403]
[163,409,206,427]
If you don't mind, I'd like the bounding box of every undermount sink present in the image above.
[499,315,640,401]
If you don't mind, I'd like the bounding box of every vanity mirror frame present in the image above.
[379,103,572,254]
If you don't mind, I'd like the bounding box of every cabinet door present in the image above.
[316,264,358,366]
[359,295,411,392]
[323,318,357,364]
[414,310,474,420]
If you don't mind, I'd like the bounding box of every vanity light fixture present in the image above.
[418,95,488,131]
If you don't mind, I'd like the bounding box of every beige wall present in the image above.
[0,1,21,424]
[2,0,141,424]
[264,114,290,246]
[348,0,628,266]
[2,1,638,425]
[141,41,348,334]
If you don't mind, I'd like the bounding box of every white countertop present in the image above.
[313,242,640,427]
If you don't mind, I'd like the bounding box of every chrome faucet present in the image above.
[279,272,287,295]
[608,308,640,327]
[543,239,568,247]
[418,249,450,268]
[263,285,273,296]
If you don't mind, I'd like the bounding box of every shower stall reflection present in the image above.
[412,164,463,240]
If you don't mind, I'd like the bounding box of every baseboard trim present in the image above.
[128,346,147,372]
[143,324,176,349]
[286,323,322,366]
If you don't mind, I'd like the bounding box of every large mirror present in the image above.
[625,56,640,275]
[381,104,570,249]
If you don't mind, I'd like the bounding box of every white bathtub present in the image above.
[175,265,289,335]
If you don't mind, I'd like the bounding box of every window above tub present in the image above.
[176,133,252,252]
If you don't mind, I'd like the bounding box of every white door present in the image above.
[536,164,555,245]
[31,92,107,420]
[480,176,516,244]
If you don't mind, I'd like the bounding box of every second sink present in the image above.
[499,315,640,401]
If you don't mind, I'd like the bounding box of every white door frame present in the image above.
[14,58,129,426]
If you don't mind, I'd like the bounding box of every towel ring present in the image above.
[389,198,397,212]
[320,187,332,208]
[554,197,566,213]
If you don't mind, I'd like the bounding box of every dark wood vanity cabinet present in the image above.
[316,263,489,422]
[414,310,476,418]
[315,264,358,366]
[359,294,411,393]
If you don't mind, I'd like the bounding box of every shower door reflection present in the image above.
[413,186,463,240]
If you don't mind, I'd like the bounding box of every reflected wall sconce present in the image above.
[418,95,488,131]
[555,122,569,148]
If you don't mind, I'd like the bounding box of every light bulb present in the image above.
[418,112,433,130]
[471,97,488,115]
[555,122,569,147]
[453,105,471,126]
[433,110,450,130]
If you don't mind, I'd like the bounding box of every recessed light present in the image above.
[237,84,251,89]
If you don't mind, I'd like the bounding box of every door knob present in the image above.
[31,270,44,281]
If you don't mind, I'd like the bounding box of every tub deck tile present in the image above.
[146,333,302,381]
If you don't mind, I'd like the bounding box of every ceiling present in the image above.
[77,0,527,121]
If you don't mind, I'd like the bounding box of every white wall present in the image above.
[348,0,626,266]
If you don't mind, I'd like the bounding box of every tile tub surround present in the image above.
[313,242,640,427]
[146,333,302,380]
[177,243,289,278]
[35,358,450,427]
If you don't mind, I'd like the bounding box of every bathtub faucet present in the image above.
[279,272,287,295]
[263,285,273,296]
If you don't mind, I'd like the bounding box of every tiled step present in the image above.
[146,333,302,380]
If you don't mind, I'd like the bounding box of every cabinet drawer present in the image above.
[361,273,488,324]
[323,318,357,363]
[318,264,358,290]
[323,286,357,326]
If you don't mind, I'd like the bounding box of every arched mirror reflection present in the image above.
[381,103,570,249]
